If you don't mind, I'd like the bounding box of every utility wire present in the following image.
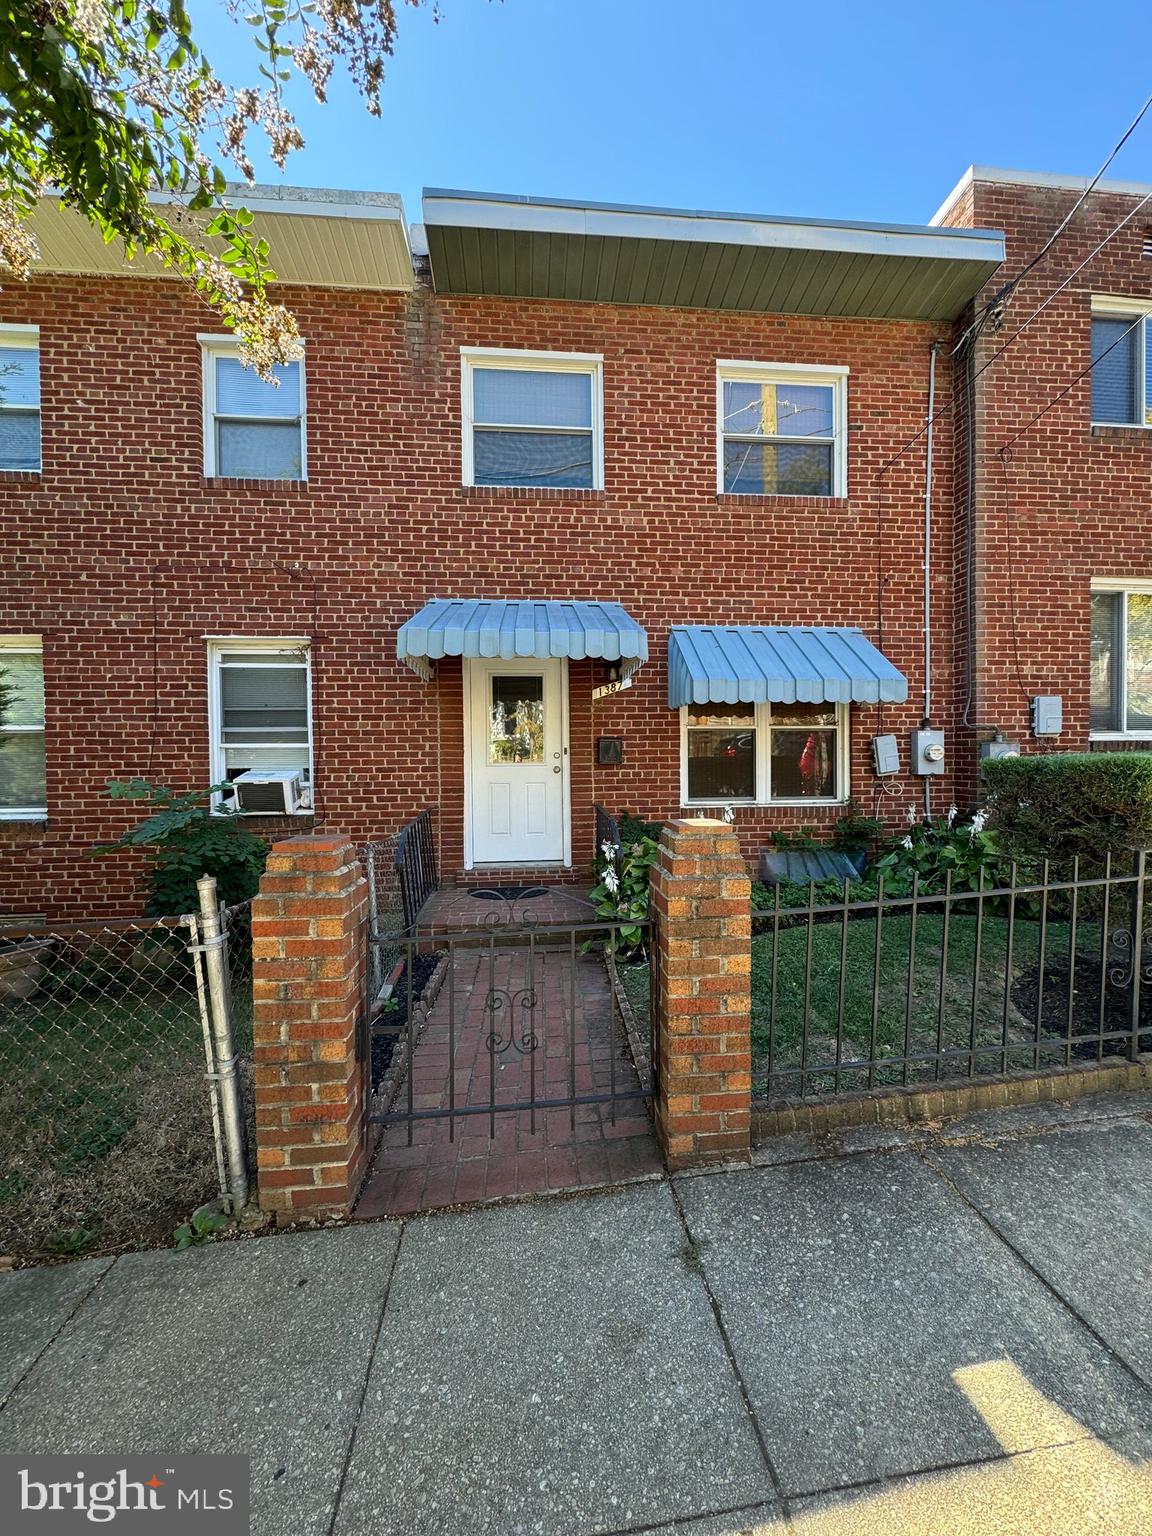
[995,311,1145,457]
[953,90,1152,352]
[876,185,1152,480]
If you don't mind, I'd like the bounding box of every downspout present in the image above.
[922,341,941,818]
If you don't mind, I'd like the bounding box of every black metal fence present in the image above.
[394,809,438,930]
[752,851,1152,1105]
[594,803,622,870]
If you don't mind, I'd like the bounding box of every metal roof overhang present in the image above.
[398,599,649,682]
[668,626,908,708]
[27,185,414,291]
[423,189,1004,321]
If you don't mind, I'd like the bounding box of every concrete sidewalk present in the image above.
[4,1094,1152,1535]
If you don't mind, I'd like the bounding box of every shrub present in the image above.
[983,753,1152,872]
[619,810,664,846]
[830,800,886,858]
[92,779,269,916]
[874,809,1003,894]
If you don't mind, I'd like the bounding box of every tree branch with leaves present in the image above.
[0,0,433,376]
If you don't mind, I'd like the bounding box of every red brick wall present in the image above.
[940,175,1152,779]
[1,271,960,917]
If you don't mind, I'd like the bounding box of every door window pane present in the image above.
[489,676,545,763]
[686,703,756,800]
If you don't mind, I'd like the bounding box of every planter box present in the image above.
[0,937,55,1001]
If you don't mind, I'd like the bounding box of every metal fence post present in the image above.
[197,875,250,1211]
[1131,848,1147,1062]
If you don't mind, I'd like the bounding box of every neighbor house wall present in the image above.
[938,174,1152,783]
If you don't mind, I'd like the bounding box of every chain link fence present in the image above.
[0,899,252,1264]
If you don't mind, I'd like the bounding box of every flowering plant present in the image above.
[873,806,1002,894]
[588,836,660,955]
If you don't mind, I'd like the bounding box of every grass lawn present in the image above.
[615,906,1139,1101]
[0,927,253,1261]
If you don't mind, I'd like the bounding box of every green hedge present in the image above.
[983,752,1152,869]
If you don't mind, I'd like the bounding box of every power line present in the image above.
[995,310,1145,458]
[876,184,1152,481]
[954,90,1152,351]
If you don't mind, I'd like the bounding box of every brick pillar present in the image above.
[649,818,752,1169]
[251,836,370,1222]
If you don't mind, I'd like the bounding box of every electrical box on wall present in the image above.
[596,736,623,766]
[872,734,900,776]
[1031,696,1063,737]
[980,738,1021,762]
[912,728,946,776]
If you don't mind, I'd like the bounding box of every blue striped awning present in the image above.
[398,599,648,681]
[668,626,907,707]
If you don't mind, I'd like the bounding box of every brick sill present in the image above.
[203,477,310,493]
[716,493,851,511]
[457,486,606,503]
[0,818,48,833]
[1091,425,1152,441]
[0,471,42,484]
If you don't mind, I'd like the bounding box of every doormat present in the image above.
[469,885,548,901]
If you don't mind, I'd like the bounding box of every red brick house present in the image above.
[933,168,1152,789]
[3,167,1144,919]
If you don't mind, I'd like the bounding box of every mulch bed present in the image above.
[1011,952,1152,1062]
[371,951,443,1088]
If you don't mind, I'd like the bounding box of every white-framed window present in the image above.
[200,336,306,480]
[0,326,41,473]
[0,636,46,819]
[1090,296,1152,427]
[680,700,849,806]
[460,348,604,489]
[717,361,848,497]
[1090,579,1152,736]
[207,640,313,811]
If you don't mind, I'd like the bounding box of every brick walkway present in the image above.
[355,944,661,1218]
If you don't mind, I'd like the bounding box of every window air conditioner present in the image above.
[231,770,308,815]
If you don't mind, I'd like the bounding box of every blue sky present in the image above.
[190,0,1152,229]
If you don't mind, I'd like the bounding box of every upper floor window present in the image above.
[461,349,603,489]
[208,641,313,812]
[201,338,305,480]
[1091,584,1152,735]
[1090,300,1152,426]
[0,327,41,473]
[718,362,847,497]
[681,700,847,805]
[0,637,46,819]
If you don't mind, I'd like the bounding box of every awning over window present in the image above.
[668,626,908,707]
[398,599,648,681]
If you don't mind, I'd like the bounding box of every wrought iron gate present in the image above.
[365,895,654,1142]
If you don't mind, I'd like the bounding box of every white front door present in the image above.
[466,659,567,865]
